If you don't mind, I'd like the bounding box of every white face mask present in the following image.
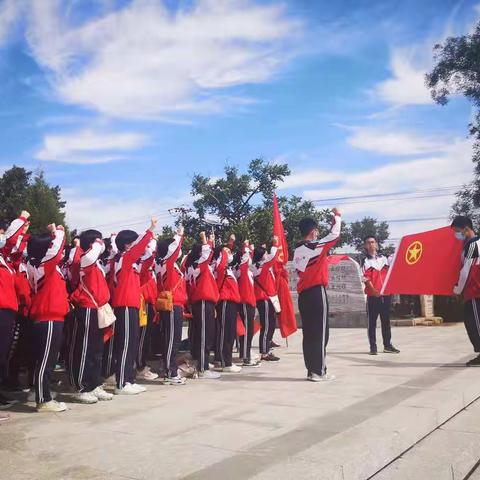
[98,242,106,255]
[0,234,6,249]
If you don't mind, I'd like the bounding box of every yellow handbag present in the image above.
[156,290,173,312]
[139,295,148,327]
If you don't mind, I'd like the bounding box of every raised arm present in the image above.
[42,225,66,266]
[80,239,105,268]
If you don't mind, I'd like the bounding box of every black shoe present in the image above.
[369,348,378,355]
[384,345,400,354]
[466,354,480,367]
[261,352,280,362]
[270,341,280,348]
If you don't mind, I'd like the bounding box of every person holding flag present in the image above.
[361,236,400,356]
[293,208,341,382]
[451,216,480,367]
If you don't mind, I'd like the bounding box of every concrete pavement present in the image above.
[1,324,479,480]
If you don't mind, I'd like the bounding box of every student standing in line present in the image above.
[111,219,157,395]
[213,234,242,373]
[252,237,280,362]
[0,211,30,416]
[293,209,341,382]
[185,232,220,379]
[27,223,70,412]
[155,226,187,385]
[136,236,159,381]
[361,236,400,356]
[69,230,114,404]
[452,216,480,366]
[235,240,260,367]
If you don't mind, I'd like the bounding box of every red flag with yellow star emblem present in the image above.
[382,226,463,295]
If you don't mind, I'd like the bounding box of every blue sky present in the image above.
[0,0,478,241]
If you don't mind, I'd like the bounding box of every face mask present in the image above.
[0,234,6,249]
[455,231,466,241]
[98,242,106,255]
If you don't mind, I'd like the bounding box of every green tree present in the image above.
[426,23,480,224]
[0,166,31,221]
[183,158,290,243]
[25,172,67,233]
[0,167,68,234]
[346,217,393,255]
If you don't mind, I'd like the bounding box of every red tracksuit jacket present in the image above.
[214,249,240,303]
[27,228,69,322]
[454,236,480,301]
[156,234,187,307]
[252,245,279,301]
[140,238,158,306]
[111,230,154,309]
[187,242,219,304]
[0,216,29,312]
[361,255,390,297]
[236,246,256,307]
[293,215,341,294]
[71,239,110,308]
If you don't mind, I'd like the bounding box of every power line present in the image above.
[311,185,460,206]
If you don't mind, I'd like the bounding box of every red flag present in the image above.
[382,226,463,295]
[273,193,289,264]
[327,254,350,265]
[273,192,298,338]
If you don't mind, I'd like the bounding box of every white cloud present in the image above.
[25,0,301,119]
[285,137,474,241]
[0,0,24,46]
[375,48,432,107]
[35,129,148,164]
[346,126,448,156]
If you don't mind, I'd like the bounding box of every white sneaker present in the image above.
[37,400,67,412]
[242,359,261,368]
[92,386,114,401]
[131,383,147,393]
[163,376,187,386]
[114,383,140,395]
[198,370,221,379]
[72,391,98,404]
[137,367,159,381]
[308,373,336,382]
[222,364,242,373]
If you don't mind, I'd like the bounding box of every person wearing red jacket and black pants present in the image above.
[27,223,70,412]
[361,236,400,356]
[213,234,242,373]
[111,219,157,395]
[185,232,220,379]
[235,240,259,367]
[293,209,341,382]
[252,237,280,362]
[452,216,480,367]
[0,211,30,413]
[137,237,159,381]
[69,230,114,404]
[156,227,187,385]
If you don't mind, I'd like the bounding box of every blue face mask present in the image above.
[455,231,466,241]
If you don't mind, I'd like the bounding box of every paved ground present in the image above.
[1,324,480,480]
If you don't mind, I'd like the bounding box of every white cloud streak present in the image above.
[35,129,148,164]
[25,0,301,119]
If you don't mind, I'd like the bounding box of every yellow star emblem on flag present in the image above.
[405,240,423,265]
